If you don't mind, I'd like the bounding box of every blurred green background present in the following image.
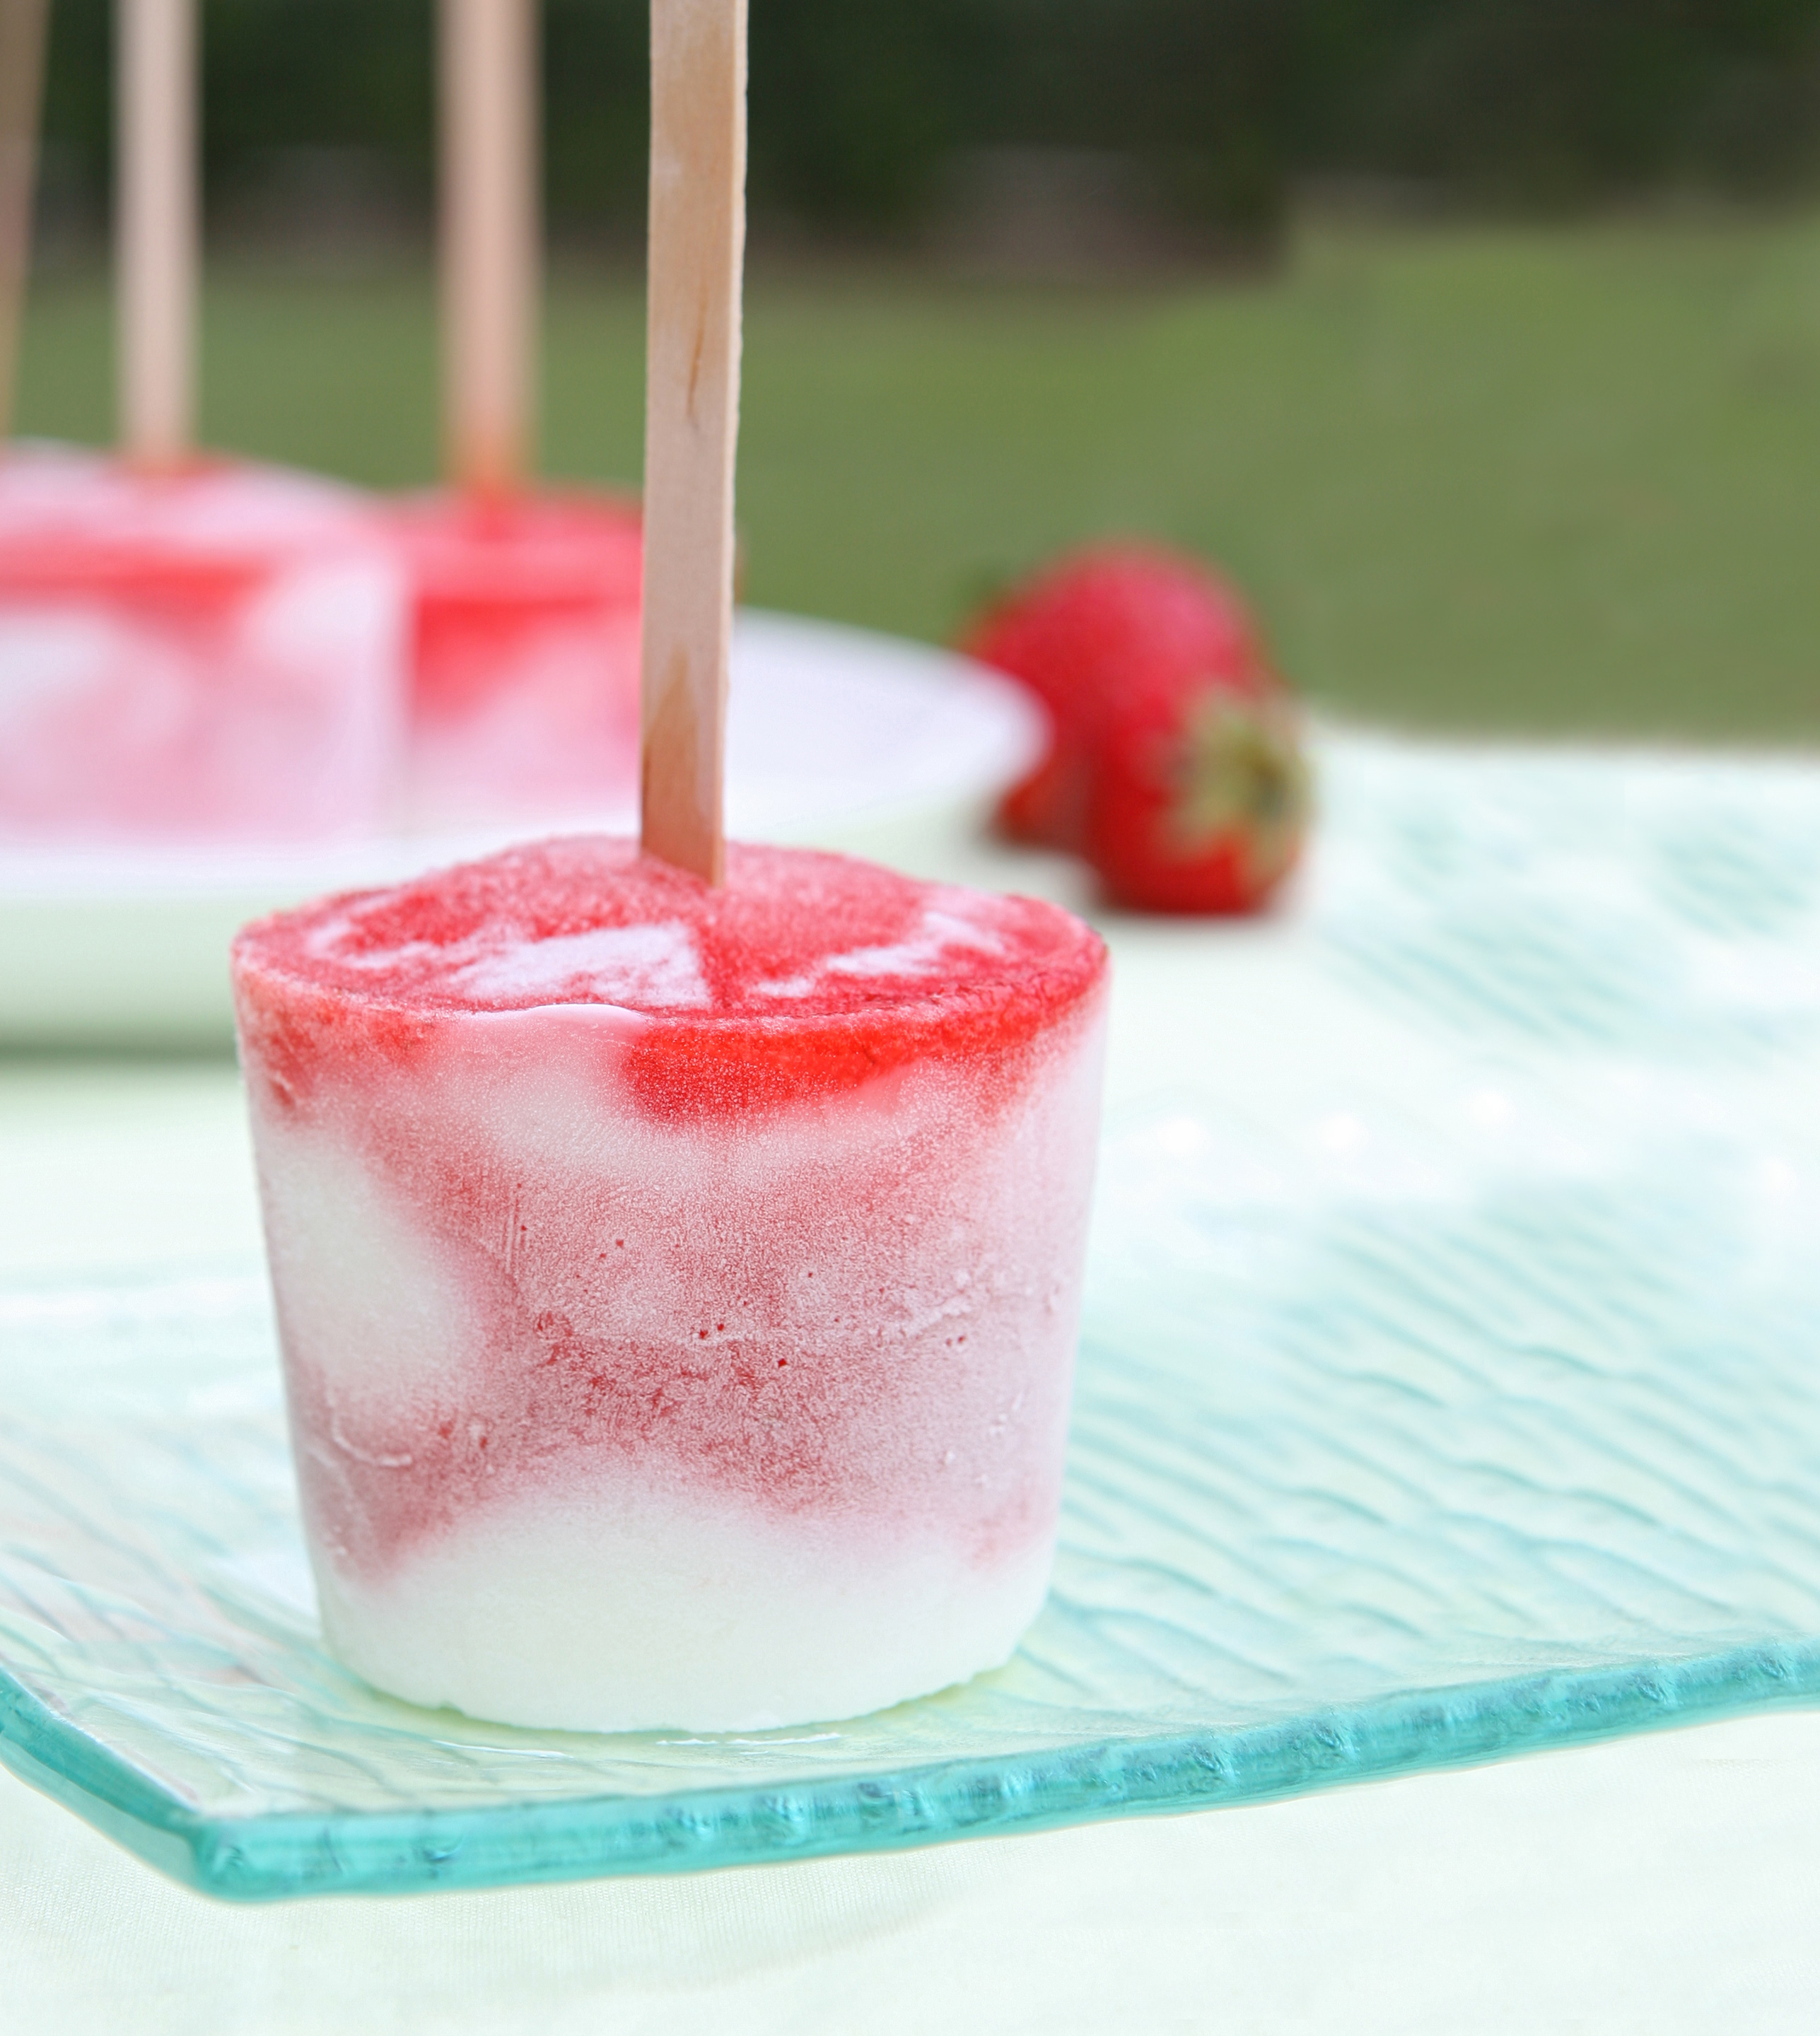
[37,2,1820,243]
[18,1,1820,743]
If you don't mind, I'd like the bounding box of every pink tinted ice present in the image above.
[390,491,643,830]
[0,446,406,843]
[233,839,1109,1731]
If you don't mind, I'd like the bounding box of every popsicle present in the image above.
[395,0,643,831]
[233,841,1108,1728]
[234,0,1108,1732]
[0,446,405,843]
[0,0,407,846]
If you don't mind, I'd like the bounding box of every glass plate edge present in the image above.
[8,1644,1820,1903]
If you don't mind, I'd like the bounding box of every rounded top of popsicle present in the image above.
[237,836,1103,1027]
[234,841,1106,1121]
[387,488,643,607]
[0,445,379,597]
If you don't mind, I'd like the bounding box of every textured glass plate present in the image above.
[6,733,1820,1902]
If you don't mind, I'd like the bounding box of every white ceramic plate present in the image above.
[0,612,1042,1048]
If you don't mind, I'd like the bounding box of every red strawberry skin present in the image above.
[965,546,1259,848]
[965,546,1256,727]
[1085,685,1309,914]
[962,545,1309,913]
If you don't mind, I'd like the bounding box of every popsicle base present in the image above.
[315,1474,1053,1732]
[235,838,1109,1733]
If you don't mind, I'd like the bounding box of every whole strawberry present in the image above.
[963,546,1310,914]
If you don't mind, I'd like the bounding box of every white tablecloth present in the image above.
[6,788,1819,2032]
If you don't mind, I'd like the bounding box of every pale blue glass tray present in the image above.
[5,732,1820,1902]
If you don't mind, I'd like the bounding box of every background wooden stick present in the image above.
[0,0,49,447]
[118,0,197,468]
[639,0,746,885]
[441,0,538,497]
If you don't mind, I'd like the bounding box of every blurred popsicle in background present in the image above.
[0,0,407,846]
[391,0,643,833]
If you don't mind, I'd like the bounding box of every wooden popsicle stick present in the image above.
[117,0,197,469]
[0,0,50,447]
[639,0,747,886]
[440,0,538,497]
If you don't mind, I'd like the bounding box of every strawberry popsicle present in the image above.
[390,488,643,831]
[233,838,1108,1731]
[0,445,407,843]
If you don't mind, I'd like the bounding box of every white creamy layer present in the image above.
[314,1470,1056,1731]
